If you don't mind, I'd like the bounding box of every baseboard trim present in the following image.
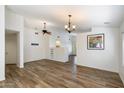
[24,59,46,63]
[77,64,118,74]
[119,72,124,85]
[45,59,67,63]
[0,77,5,81]
[25,59,67,63]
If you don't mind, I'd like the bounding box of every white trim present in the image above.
[0,77,5,81]
[17,64,24,68]
[119,71,124,84]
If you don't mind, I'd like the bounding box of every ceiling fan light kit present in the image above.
[42,22,51,35]
[42,14,90,34]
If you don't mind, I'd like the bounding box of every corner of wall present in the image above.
[119,71,124,84]
[119,20,124,84]
[0,5,5,81]
[0,77,5,81]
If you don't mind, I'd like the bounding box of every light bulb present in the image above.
[72,25,76,29]
[64,25,68,28]
[67,28,70,30]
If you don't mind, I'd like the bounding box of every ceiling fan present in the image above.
[42,22,51,35]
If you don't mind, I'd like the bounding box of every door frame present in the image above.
[5,29,24,68]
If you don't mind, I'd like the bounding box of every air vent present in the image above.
[104,22,110,24]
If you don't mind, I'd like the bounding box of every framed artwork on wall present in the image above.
[87,33,105,50]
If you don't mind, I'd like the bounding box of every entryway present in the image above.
[5,31,18,65]
[5,30,24,68]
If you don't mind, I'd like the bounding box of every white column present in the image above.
[17,29,24,68]
[0,5,5,81]
[17,16,24,68]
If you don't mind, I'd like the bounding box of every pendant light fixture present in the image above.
[55,36,61,48]
[65,15,76,33]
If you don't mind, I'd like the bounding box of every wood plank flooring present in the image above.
[0,59,123,88]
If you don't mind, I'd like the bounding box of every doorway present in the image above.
[5,31,18,65]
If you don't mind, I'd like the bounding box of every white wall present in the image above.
[43,34,50,59]
[119,21,124,84]
[49,29,71,54]
[5,8,24,68]
[50,30,70,47]
[0,5,5,81]
[24,27,46,62]
[5,34,17,64]
[48,29,71,60]
[24,18,71,62]
[76,27,120,72]
[49,47,68,62]
[5,8,24,32]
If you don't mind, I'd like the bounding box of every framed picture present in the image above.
[87,33,104,50]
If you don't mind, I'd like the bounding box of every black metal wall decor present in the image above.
[31,43,39,46]
[35,32,39,35]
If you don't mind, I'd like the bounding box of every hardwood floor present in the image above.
[0,59,123,88]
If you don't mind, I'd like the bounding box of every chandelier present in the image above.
[64,15,76,33]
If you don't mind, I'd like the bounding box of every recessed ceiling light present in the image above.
[104,22,110,24]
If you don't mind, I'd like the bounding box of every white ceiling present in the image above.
[7,5,124,32]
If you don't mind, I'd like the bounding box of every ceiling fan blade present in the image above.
[43,32,45,35]
[46,32,51,35]
[43,31,51,35]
